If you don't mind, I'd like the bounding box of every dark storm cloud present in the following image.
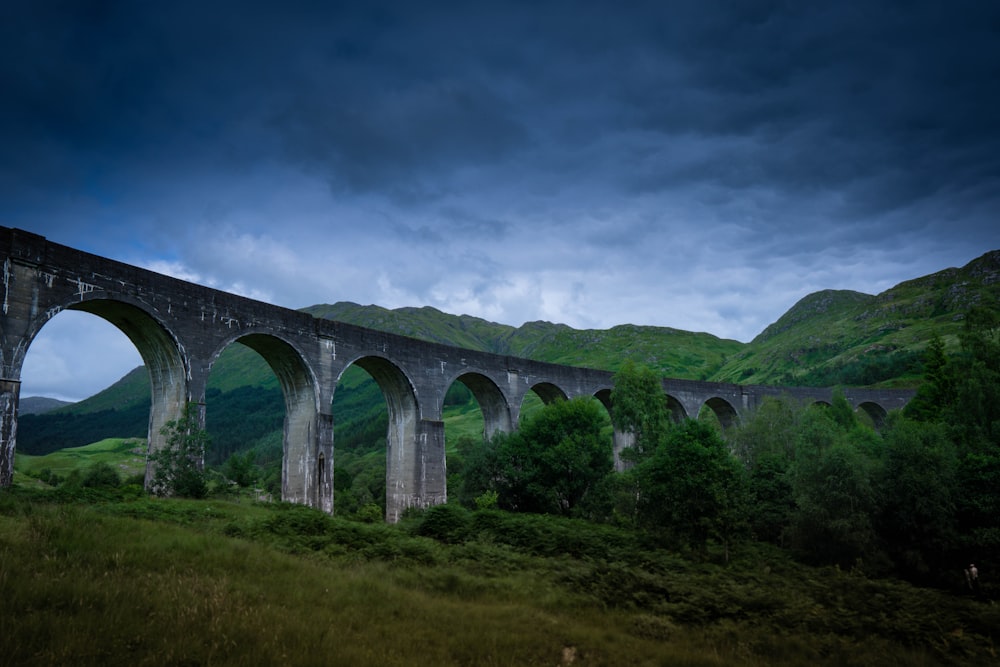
[4,1,998,220]
[3,0,999,401]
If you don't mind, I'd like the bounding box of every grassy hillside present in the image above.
[18,396,71,415]
[713,250,1000,386]
[0,488,996,666]
[15,437,147,482]
[304,303,742,377]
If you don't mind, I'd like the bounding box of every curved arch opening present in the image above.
[331,365,388,518]
[334,356,424,522]
[595,387,631,470]
[855,401,887,430]
[69,301,188,488]
[451,372,512,440]
[700,396,740,431]
[235,334,321,508]
[205,333,321,507]
[666,394,688,423]
[518,382,566,427]
[443,372,510,502]
[16,309,149,486]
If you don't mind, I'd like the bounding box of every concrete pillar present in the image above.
[281,397,321,507]
[612,428,635,472]
[418,418,447,508]
[316,411,334,513]
[0,379,20,487]
[144,359,198,489]
[385,418,447,523]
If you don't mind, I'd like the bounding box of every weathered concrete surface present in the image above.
[0,227,915,520]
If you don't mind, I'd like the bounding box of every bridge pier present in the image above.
[386,418,447,522]
[0,379,20,488]
[612,429,635,472]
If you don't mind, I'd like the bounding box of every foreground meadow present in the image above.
[0,487,996,666]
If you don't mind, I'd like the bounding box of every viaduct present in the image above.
[0,227,915,521]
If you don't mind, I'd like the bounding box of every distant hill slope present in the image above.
[713,250,1000,386]
[18,396,73,415]
[303,303,742,379]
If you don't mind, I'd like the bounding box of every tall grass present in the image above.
[0,488,995,666]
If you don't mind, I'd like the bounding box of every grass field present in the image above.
[0,486,996,666]
[14,437,147,482]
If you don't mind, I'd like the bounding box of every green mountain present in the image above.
[18,396,72,415]
[304,303,741,379]
[713,250,1000,386]
[17,249,1000,459]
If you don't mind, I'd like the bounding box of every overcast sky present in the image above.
[3,1,998,401]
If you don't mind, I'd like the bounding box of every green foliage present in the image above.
[222,450,258,488]
[729,395,801,465]
[473,489,498,510]
[16,406,149,455]
[151,404,210,499]
[354,502,384,523]
[829,388,857,431]
[415,503,472,543]
[878,415,957,580]
[747,454,794,545]
[611,360,669,460]
[903,334,951,421]
[950,307,1000,453]
[787,406,882,569]
[794,349,924,388]
[463,398,613,515]
[634,420,749,553]
[204,385,283,465]
[81,462,122,488]
[17,437,147,484]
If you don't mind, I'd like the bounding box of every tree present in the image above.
[877,415,957,580]
[151,403,210,499]
[635,419,749,555]
[463,397,613,516]
[787,406,882,568]
[611,360,669,461]
[951,307,1000,454]
[904,334,951,422]
[222,450,258,488]
[728,396,802,545]
[829,388,858,432]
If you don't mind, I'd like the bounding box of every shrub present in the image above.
[83,462,122,488]
[417,504,471,544]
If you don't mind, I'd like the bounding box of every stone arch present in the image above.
[702,396,740,430]
[448,371,512,439]
[665,394,688,423]
[594,387,633,471]
[855,401,888,429]
[338,354,424,522]
[515,381,568,427]
[593,387,613,414]
[529,381,567,405]
[214,332,327,510]
[52,298,188,489]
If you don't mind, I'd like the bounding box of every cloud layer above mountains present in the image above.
[3,1,998,399]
